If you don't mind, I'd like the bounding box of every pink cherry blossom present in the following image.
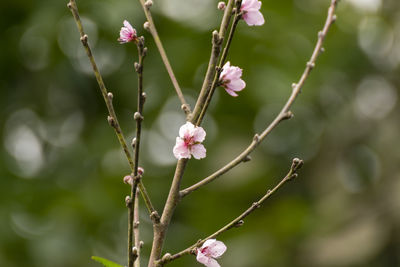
[118,20,137,44]
[219,61,246,97]
[196,239,227,267]
[241,0,265,26]
[173,122,206,160]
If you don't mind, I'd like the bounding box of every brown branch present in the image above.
[138,0,190,115]
[189,0,235,124]
[158,158,304,265]
[128,37,147,267]
[196,1,243,126]
[67,0,157,217]
[180,0,339,198]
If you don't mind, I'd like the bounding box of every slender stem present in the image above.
[189,0,235,124]
[67,0,156,216]
[180,0,339,198]
[137,0,190,115]
[134,189,141,267]
[147,159,188,267]
[196,5,243,126]
[158,158,304,265]
[128,37,147,267]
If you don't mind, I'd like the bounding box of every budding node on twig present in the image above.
[107,92,113,101]
[291,158,304,172]
[282,111,294,121]
[134,221,140,228]
[132,246,138,256]
[107,116,116,128]
[161,253,171,262]
[243,155,252,162]
[141,92,147,103]
[253,134,260,142]
[139,241,144,248]
[181,104,191,114]
[235,220,244,227]
[125,196,132,207]
[332,14,337,23]
[131,137,137,148]
[252,202,260,209]
[218,1,226,10]
[212,30,220,45]
[80,34,88,45]
[318,31,324,38]
[307,61,315,69]
[124,175,133,186]
[134,112,144,121]
[144,0,153,8]
[67,2,72,9]
[150,211,160,223]
[144,21,150,31]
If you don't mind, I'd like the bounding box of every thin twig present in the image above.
[180,0,339,198]
[67,0,156,216]
[138,0,190,115]
[189,0,235,124]
[197,1,243,126]
[128,37,147,267]
[158,158,304,265]
[134,189,141,267]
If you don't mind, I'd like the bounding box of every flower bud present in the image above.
[217,1,226,10]
[138,167,144,176]
[124,175,133,185]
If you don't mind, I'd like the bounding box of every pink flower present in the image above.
[118,20,137,44]
[219,61,246,97]
[196,239,227,267]
[241,0,265,26]
[173,122,206,160]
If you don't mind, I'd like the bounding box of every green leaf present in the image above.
[91,256,124,267]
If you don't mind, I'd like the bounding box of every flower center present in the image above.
[183,136,195,147]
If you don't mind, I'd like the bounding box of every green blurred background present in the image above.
[1,0,400,266]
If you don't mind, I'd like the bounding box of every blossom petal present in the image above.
[227,79,246,92]
[243,10,265,26]
[173,138,191,159]
[242,0,261,10]
[190,144,206,159]
[224,88,239,97]
[196,250,211,266]
[203,239,227,258]
[123,20,134,32]
[193,126,206,143]
[179,121,195,139]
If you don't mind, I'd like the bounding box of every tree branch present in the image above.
[138,0,190,115]
[180,0,339,198]
[128,36,147,267]
[158,158,304,266]
[67,0,157,216]
[197,1,243,126]
[189,0,235,124]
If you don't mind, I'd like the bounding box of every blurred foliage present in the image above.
[1,0,400,266]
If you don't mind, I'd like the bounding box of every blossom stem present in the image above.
[190,0,235,124]
[158,158,304,266]
[128,37,147,267]
[196,2,243,126]
[137,0,190,115]
[67,0,156,217]
[180,0,339,198]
